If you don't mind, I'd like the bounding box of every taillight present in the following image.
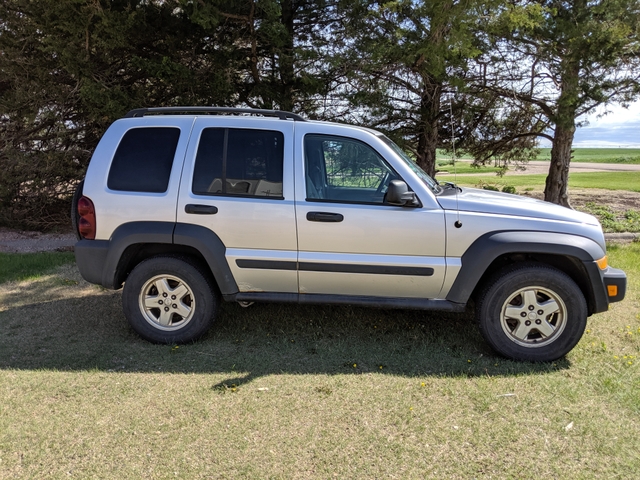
[77,196,96,240]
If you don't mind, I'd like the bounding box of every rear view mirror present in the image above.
[385,180,420,207]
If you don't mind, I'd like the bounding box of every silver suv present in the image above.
[73,107,626,361]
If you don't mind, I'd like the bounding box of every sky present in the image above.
[540,100,640,148]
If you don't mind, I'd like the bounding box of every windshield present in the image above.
[378,135,441,193]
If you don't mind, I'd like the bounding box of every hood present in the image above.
[436,187,599,226]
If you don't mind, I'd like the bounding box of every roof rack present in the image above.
[124,107,306,122]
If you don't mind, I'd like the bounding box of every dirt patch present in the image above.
[521,187,640,212]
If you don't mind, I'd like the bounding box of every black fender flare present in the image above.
[91,222,237,294]
[173,223,238,295]
[445,231,607,311]
[101,222,174,288]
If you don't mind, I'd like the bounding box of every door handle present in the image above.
[185,204,218,215]
[306,211,344,222]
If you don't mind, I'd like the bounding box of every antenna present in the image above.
[450,97,462,228]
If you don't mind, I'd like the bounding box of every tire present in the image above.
[122,256,219,344]
[71,179,84,241]
[476,263,587,362]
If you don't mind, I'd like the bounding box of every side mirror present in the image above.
[385,180,420,207]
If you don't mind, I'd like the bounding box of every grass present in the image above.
[454,171,640,192]
[0,248,639,477]
[0,251,75,284]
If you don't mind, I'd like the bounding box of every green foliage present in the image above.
[0,0,337,230]
[0,0,237,229]
[501,185,517,194]
[340,0,491,176]
[580,202,640,233]
[1,0,639,227]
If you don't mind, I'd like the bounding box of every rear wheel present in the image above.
[122,256,218,344]
[476,264,587,362]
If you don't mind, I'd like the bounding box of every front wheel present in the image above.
[476,264,587,362]
[122,256,218,344]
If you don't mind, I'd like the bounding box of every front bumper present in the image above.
[602,266,626,304]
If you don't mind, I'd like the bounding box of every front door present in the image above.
[294,124,447,299]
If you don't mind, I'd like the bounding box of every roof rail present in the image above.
[124,107,306,122]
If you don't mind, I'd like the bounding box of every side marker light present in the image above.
[596,256,608,270]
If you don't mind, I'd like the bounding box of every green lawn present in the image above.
[0,251,75,284]
[0,248,638,477]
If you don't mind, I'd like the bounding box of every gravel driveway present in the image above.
[0,228,76,253]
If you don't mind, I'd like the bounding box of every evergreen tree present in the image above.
[184,0,343,114]
[340,0,487,177]
[0,0,235,228]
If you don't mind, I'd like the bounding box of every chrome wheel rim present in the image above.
[500,286,567,348]
[138,275,195,331]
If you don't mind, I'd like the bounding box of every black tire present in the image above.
[476,263,587,362]
[71,179,84,241]
[122,256,219,344]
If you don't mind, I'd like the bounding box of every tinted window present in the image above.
[305,134,398,204]
[193,128,284,198]
[108,127,180,193]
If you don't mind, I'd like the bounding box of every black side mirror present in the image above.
[385,180,420,207]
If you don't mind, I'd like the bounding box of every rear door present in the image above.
[177,117,297,293]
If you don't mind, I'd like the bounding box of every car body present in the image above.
[73,107,627,361]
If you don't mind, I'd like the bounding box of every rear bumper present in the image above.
[75,239,110,286]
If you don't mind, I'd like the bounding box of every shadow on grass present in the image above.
[0,291,570,380]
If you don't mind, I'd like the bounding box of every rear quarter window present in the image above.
[107,127,181,193]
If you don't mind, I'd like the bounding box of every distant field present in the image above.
[436,148,640,165]
[537,148,640,164]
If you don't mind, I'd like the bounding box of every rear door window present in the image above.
[192,128,284,199]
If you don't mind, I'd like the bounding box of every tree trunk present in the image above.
[416,81,441,178]
[544,124,574,207]
[279,0,295,112]
[544,60,579,207]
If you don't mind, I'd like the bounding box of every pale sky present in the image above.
[540,100,640,148]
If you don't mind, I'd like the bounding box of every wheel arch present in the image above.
[446,231,607,315]
[98,222,238,295]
